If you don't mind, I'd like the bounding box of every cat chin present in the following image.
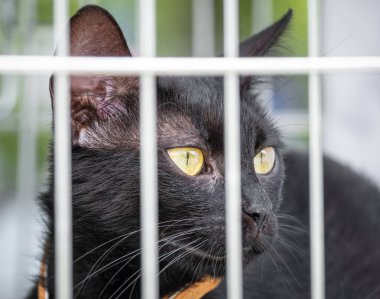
[158,238,274,280]
[242,243,271,264]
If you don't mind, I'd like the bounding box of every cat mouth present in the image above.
[166,240,226,262]
[165,240,267,262]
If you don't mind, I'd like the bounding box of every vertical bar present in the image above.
[54,0,72,298]
[139,0,159,299]
[192,0,215,57]
[308,0,325,299]
[224,0,242,298]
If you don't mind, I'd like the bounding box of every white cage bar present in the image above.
[139,0,159,298]
[308,0,325,299]
[53,0,72,298]
[1,1,380,299]
[224,0,243,298]
[1,56,380,75]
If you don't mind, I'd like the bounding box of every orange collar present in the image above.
[38,250,48,299]
[38,256,220,299]
[162,277,221,299]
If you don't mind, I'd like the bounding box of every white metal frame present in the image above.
[139,0,159,298]
[223,1,243,298]
[308,1,325,299]
[53,1,72,299]
[1,56,380,75]
[2,0,380,298]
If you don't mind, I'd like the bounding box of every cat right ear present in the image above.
[239,9,292,57]
[50,5,138,146]
[237,9,292,90]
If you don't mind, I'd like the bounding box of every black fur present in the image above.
[28,5,380,299]
[205,153,380,298]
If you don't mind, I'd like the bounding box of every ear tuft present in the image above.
[239,9,293,57]
[70,5,132,57]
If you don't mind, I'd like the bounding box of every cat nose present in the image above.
[250,210,266,224]
[241,186,272,224]
[242,204,269,227]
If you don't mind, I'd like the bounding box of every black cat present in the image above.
[28,5,380,299]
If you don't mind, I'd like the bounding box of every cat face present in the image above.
[154,76,285,273]
[49,4,291,285]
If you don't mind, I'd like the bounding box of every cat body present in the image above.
[28,5,380,299]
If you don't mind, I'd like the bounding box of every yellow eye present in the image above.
[253,147,276,175]
[167,147,204,176]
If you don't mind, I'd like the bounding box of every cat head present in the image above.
[49,4,292,291]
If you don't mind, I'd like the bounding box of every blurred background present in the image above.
[0,0,379,298]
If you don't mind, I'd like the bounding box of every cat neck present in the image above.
[42,241,219,299]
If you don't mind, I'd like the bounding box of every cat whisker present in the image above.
[159,217,220,235]
[96,238,189,298]
[109,268,142,299]
[74,222,203,294]
[271,245,301,288]
[266,250,296,296]
[160,225,205,240]
[157,240,207,284]
[96,250,143,299]
[277,214,305,227]
[366,284,380,299]
[111,239,205,299]
[278,225,306,235]
[92,229,205,298]
[277,236,305,256]
[73,229,141,265]
[72,218,201,265]
[76,231,195,295]
[201,239,218,276]
[75,230,139,297]
[159,238,203,266]
[207,239,219,278]
[276,239,304,265]
[74,247,142,296]
[127,236,206,299]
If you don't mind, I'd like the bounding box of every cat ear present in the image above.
[50,5,138,146]
[70,5,132,57]
[238,9,292,90]
[239,9,293,57]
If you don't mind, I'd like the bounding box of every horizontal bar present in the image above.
[1,56,380,75]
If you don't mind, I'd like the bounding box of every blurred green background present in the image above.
[0,0,308,200]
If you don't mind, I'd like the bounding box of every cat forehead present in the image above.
[156,76,278,148]
[72,75,280,150]
[157,76,223,105]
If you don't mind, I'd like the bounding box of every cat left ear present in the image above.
[50,5,139,146]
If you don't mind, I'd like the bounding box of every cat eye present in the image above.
[167,147,204,176]
[253,147,276,175]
